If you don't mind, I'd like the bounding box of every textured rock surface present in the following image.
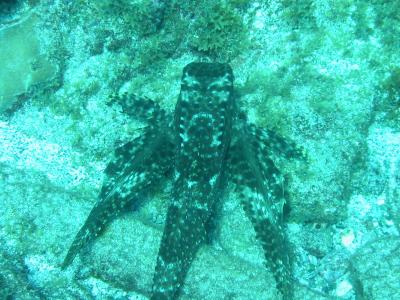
[1,0,400,299]
[0,12,57,113]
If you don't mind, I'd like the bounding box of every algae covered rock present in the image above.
[0,12,57,113]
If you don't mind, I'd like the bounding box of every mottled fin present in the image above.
[62,130,175,269]
[151,203,209,300]
[108,92,169,125]
[227,121,294,299]
[248,123,305,162]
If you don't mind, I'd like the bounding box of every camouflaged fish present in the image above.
[62,62,304,299]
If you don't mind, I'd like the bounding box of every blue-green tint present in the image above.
[1,1,399,299]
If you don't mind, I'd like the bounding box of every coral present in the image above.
[93,0,164,37]
[191,2,247,58]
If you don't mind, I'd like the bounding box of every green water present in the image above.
[0,1,399,299]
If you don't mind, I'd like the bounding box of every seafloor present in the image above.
[0,1,399,299]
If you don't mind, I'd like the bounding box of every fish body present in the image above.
[152,63,234,299]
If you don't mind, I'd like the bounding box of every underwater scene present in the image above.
[0,0,399,299]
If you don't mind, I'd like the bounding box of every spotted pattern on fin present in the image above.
[61,130,175,269]
[228,119,294,300]
[62,62,303,299]
[109,93,172,126]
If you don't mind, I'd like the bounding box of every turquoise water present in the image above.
[0,1,399,299]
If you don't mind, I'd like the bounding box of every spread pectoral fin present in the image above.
[228,127,294,299]
[62,131,175,269]
[248,123,306,162]
[108,93,170,125]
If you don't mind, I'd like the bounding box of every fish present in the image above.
[62,62,304,299]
